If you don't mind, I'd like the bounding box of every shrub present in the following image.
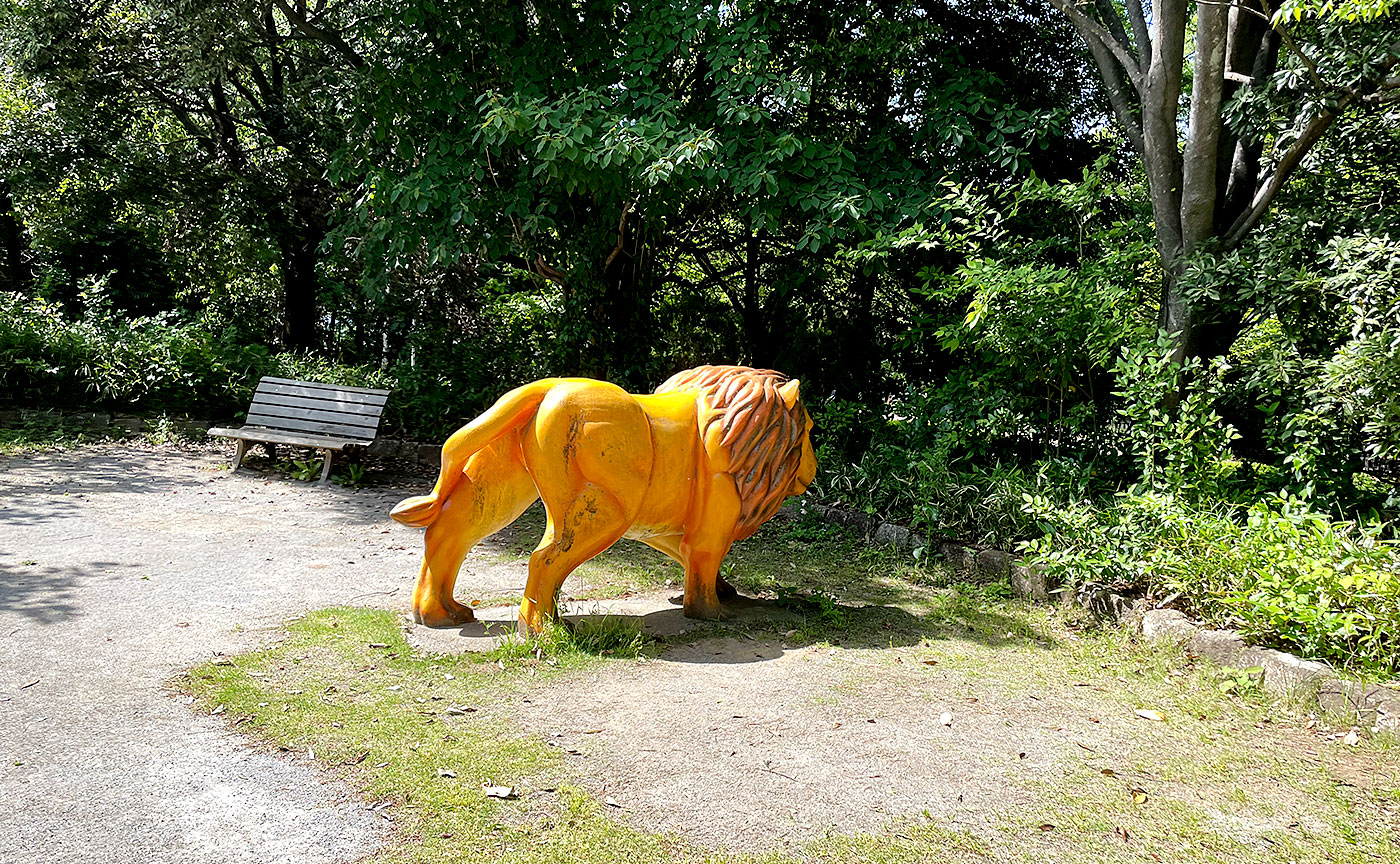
[1020,492,1400,674]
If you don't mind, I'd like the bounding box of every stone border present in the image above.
[0,408,209,437]
[791,498,1398,731]
[783,500,1047,598]
[1141,608,1397,731]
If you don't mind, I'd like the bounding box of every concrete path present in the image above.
[0,446,494,864]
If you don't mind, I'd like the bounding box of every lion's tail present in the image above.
[389,380,555,528]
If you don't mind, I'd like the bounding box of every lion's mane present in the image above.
[655,365,809,540]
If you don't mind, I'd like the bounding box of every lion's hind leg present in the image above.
[518,484,633,635]
[413,437,537,627]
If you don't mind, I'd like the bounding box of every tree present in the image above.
[5,0,362,349]
[1047,0,1400,364]
[333,0,1099,391]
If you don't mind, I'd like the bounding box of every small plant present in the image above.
[284,458,321,482]
[1217,665,1265,697]
[333,462,368,488]
[775,586,849,628]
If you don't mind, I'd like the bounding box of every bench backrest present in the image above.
[245,377,391,443]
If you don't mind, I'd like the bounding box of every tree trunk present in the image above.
[270,191,329,352]
[280,228,321,352]
[599,208,652,388]
[0,179,33,294]
[740,231,774,368]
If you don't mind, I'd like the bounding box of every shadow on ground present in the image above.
[409,589,1050,664]
[0,558,136,625]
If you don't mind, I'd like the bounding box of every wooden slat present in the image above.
[255,380,390,406]
[245,407,380,434]
[247,399,383,428]
[249,391,385,418]
[243,413,379,441]
[209,426,353,450]
[261,376,391,396]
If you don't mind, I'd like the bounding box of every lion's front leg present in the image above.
[680,473,742,621]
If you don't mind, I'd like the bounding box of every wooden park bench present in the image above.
[209,377,392,484]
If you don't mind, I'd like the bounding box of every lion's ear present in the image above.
[778,378,801,409]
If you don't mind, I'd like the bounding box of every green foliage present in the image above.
[332,462,368,488]
[774,587,849,629]
[1113,333,1240,499]
[282,458,322,483]
[1021,493,1400,674]
[1216,666,1265,697]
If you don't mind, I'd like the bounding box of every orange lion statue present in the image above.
[390,365,817,633]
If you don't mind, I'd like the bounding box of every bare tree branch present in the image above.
[1047,0,1143,88]
[1092,0,1137,65]
[1224,44,1400,246]
[1125,0,1152,66]
[1084,31,1146,153]
[1141,0,1189,262]
[1222,99,1348,247]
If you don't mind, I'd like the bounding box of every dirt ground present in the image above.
[3,446,1396,863]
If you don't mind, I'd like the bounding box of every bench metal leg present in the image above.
[232,439,249,472]
[319,449,334,484]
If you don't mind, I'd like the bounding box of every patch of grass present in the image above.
[179,603,1398,864]
[179,608,691,864]
[0,412,112,452]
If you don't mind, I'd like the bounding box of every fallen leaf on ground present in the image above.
[1037,823,1055,832]
[921,659,938,666]
[444,705,476,715]
[1134,709,1166,722]
[437,768,457,778]
[482,785,516,799]
[1343,729,1359,746]
[605,796,621,808]
[1131,788,1149,805]
[20,679,39,689]
[939,712,953,726]
[1101,768,1116,776]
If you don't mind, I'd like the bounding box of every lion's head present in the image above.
[655,365,817,540]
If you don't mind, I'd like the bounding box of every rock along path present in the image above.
[0,446,504,864]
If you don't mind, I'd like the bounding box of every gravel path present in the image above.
[0,446,501,864]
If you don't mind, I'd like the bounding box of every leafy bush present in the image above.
[1021,492,1400,674]
[0,289,395,424]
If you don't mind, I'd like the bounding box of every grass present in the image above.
[176,528,1400,864]
[0,410,202,453]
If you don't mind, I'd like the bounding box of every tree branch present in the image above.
[1092,0,1137,66]
[1180,0,1229,249]
[1125,0,1152,67]
[1084,31,1146,154]
[1223,45,1400,246]
[271,0,364,68]
[1048,0,1143,89]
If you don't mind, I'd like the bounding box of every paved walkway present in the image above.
[0,446,480,863]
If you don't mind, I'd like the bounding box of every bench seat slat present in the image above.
[256,380,390,407]
[246,401,383,429]
[243,412,379,441]
[249,392,386,418]
[260,376,391,397]
[207,426,357,450]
